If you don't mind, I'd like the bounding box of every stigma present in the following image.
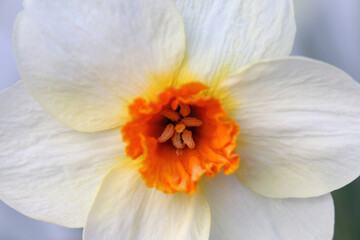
[158,104,203,154]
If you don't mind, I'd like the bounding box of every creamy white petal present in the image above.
[14,0,186,132]
[173,0,295,85]
[222,57,360,198]
[84,159,210,240]
[201,174,334,240]
[0,81,125,227]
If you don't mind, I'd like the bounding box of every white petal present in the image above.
[223,57,360,198]
[84,159,210,240]
[202,174,334,240]
[173,0,295,84]
[0,81,125,227]
[15,0,185,132]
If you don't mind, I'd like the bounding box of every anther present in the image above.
[179,103,191,117]
[182,129,195,149]
[182,117,203,127]
[172,132,185,149]
[160,109,180,122]
[157,124,175,143]
[175,123,186,133]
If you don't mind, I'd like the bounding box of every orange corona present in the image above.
[122,83,240,194]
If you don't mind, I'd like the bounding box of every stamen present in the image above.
[157,124,175,143]
[175,123,186,133]
[172,132,185,149]
[182,117,203,127]
[179,103,191,117]
[160,109,180,122]
[182,129,195,149]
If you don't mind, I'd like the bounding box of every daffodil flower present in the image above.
[1,0,359,239]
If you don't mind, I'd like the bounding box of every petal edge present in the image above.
[223,57,360,198]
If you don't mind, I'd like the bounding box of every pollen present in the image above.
[159,105,202,152]
[121,83,240,194]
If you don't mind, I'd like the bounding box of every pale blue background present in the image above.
[0,0,359,239]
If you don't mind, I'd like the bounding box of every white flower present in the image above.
[0,0,359,239]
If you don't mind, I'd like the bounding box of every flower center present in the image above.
[122,83,240,194]
[157,104,203,156]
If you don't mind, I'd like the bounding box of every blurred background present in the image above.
[0,0,359,239]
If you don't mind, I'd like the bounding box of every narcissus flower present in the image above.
[1,0,360,239]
